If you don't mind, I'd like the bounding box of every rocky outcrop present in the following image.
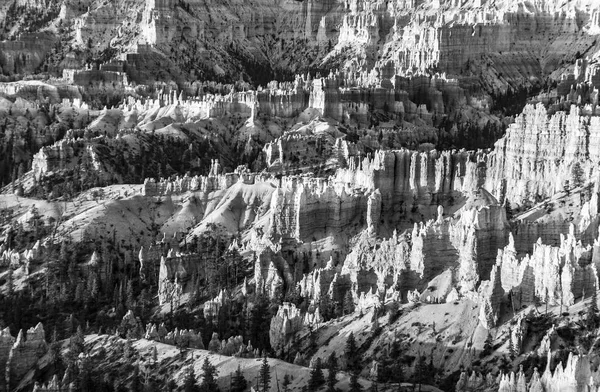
[496,352,600,392]
[32,139,76,178]
[0,328,16,391]
[478,263,504,329]
[142,170,263,197]
[32,375,62,392]
[0,32,56,76]
[0,240,42,268]
[266,175,369,249]
[298,262,340,304]
[144,323,204,350]
[254,247,293,299]
[269,303,304,353]
[485,103,600,207]
[341,187,508,303]
[203,290,227,320]
[269,302,323,353]
[158,252,202,305]
[455,371,499,392]
[334,149,485,226]
[6,323,48,390]
[496,225,598,308]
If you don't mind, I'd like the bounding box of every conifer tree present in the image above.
[77,355,94,392]
[259,355,271,392]
[200,358,219,392]
[345,332,358,371]
[414,354,428,391]
[343,291,355,315]
[326,352,338,392]
[183,364,201,392]
[282,374,291,392]
[126,279,135,310]
[167,379,178,392]
[49,328,63,374]
[308,357,325,390]
[129,364,143,392]
[482,332,493,356]
[587,285,599,329]
[231,365,248,392]
[151,346,158,364]
[6,267,13,297]
[349,371,363,392]
[69,325,85,361]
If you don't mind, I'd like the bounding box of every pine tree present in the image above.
[6,267,13,297]
[49,328,63,373]
[587,286,599,329]
[129,365,144,392]
[231,365,248,392]
[504,200,513,220]
[126,279,135,310]
[345,332,358,371]
[151,346,158,363]
[77,355,94,392]
[124,338,134,359]
[326,352,338,392]
[143,375,160,392]
[69,325,85,362]
[426,356,436,386]
[249,295,270,351]
[343,291,355,315]
[319,295,334,321]
[167,379,178,392]
[349,371,363,392]
[183,364,201,392]
[200,358,219,392]
[259,355,271,392]
[65,313,77,337]
[282,374,291,392]
[308,357,325,390]
[414,354,428,390]
[480,332,493,358]
[99,373,113,392]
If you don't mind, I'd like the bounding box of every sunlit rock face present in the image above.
[5,323,48,390]
[496,226,598,308]
[8,0,597,88]
[485,103,600,207]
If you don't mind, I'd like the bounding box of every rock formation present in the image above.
[494,352,600,392]
[485,103,600,207]
[496,225,598,308]
[5,323,47,390]
[269,303,304,353]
